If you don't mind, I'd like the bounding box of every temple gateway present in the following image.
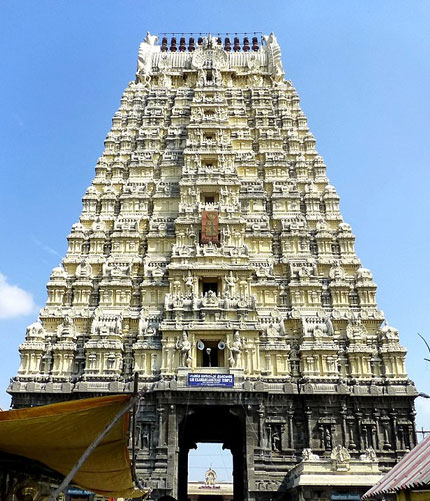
[9,32,417,501]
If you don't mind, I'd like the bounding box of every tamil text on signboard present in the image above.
[188,373,234,387]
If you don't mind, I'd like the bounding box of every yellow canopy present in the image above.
[0,394,145,498]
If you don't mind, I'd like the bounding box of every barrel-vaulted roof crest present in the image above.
[136,31,284,83]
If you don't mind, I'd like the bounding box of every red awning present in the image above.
[363,435,430,498]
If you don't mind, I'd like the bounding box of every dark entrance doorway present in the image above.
[178,406,246,501]
[202,281,218,295]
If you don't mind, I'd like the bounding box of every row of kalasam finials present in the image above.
[160,35,261,52]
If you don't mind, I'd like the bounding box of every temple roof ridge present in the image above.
[136,31,285,82]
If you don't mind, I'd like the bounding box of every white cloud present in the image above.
[0,273,36,319]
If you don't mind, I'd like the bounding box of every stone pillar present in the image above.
[166,405,179,496]
[346,416,356,449]
[304,405,312,448]
[157,406,165,447]
[390,411,400,451]
[258,404,266,448]
[356,410,363,450]
[408,424,415,449]
[287,406,294,449]
[340,404,347,447]
[371,424,378,450]
[374,411,381,450]
[381,414,391,449]
[246,348,251,374]
[177,445,188,501]
[232,443,245,501]
[281,423,289,451]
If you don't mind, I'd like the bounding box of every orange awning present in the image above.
[0,394,145,498]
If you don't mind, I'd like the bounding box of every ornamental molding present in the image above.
[191,43,229,71]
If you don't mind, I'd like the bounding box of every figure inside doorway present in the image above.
[271,427,281,451]
[205,467,217,486]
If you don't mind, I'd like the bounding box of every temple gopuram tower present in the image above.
[9,33,417,501]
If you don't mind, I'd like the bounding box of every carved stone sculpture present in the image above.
[176,331,192,367]
[302,449,319,462]
[227,331,242,368]
[331,445,351,471]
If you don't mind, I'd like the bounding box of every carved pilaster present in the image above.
[390,411,400,451]
[258,404,267,449]
[346,415,356,450]
[304,405,312,449]
[340,403,347,447]
[157,405,166,448]
[286,405,294,450]
[380,413,392,450]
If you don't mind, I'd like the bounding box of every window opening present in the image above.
[197,339,226,367]
[202,340,219,367]
[202,282,218,295]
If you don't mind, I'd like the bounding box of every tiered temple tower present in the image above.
[9,33,417,501]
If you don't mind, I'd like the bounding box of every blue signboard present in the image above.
[188,373,234,387]
[331,494,361,501]
[66,488,94,495]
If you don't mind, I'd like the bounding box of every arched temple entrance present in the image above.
[178,405,246,501]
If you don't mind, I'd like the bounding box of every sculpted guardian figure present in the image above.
[225,271,237,295]
[176,331,192,367]
[227,331,242,368]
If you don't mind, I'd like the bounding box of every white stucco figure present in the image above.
[227,331,242,368]
[176,331,192,367]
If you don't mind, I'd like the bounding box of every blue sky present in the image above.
[1,0,430,480]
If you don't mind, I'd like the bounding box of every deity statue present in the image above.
[227,331,242,368]
[76,258,92,278]
[331,445,351,465]
[204,289,218,305]
[62,314,73,328]
[225,271,237,295]
[115,313,123,334]
[176,331,192,367]
[271,428,281,451]
[324,428,332,450]
[59,314,76,338]
[184,271,194,292]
